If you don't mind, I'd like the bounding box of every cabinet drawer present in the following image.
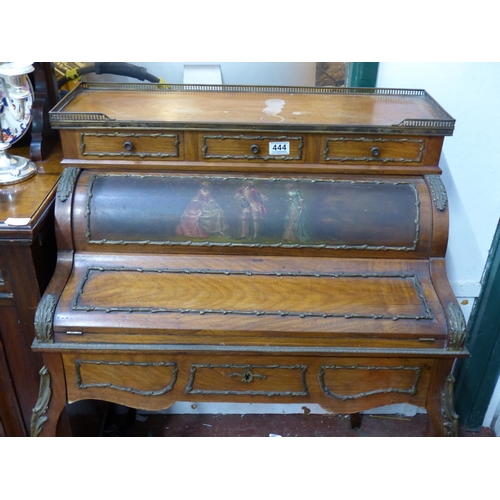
[186,363,308,396]
[323,136,426,164]
[79,130,182,160]
[71,357,178,397]
[318,359,430,401]
[201,134,304,162]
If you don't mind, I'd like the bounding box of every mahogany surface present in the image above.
[0,145,63,436]
[53,86,449,127]
[32,84,466,437]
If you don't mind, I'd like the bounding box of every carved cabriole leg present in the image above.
[31,353,71,437]
[425,358,457,437]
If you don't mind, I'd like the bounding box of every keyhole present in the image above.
[243,370,253,383]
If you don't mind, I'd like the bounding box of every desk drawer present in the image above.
[323,135,426,164]
[318,358,431,401]
[79,130,182,160]
[201,134,304,162]
[70,356,178,397]
[186,363,308,397]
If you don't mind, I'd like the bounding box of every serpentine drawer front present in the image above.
[62,352,433,416]
[31,84,466,437]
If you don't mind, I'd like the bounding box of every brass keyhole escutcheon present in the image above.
[229,369,267,383]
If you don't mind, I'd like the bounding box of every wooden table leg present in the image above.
[349,412,363,429]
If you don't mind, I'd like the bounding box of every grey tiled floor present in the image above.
[75,408,494,437]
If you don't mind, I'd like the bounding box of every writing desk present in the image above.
[31,84,465,436]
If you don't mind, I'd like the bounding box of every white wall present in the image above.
[377,63,500,315]
[377,62,500,429]
[86,62,317,86]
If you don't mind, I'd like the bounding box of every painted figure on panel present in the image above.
[235,180,268,239]
[282,183,308,242]
[176,182,228,238]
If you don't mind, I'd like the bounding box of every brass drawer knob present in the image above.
[123,141,134,151]
[250,144,260,154]
[371,146,380,157]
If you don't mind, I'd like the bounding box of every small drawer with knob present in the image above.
[78,130,183,160]
[322,135,427,164]
[201,134,304,162]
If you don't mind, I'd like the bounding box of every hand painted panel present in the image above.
[86,174,420,251]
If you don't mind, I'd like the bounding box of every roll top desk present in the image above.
[31,83,466,436]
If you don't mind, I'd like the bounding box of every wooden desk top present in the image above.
[50,84,455,135]
[0,145,63,240]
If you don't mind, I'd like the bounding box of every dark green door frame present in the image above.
[347,62,379,87]
[454,218,500,430]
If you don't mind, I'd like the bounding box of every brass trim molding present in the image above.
[75,359,178,396]
[202,134,303,161]
[49,83,455,135]
[30,366,51,437]
[84,173,421,253]
[32,341,459,357]
[185,363,308,396]
[324,137,425,163]
[70,266,434,321]
[34,294,57,343]
[57,167,81,203]
[425,174,448,211]
[447,303,467,351]
[80,131,180,158]
[441,374,459,436]
[318,364,422,400]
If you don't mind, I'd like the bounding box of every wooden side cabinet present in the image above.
[0,146,62,436]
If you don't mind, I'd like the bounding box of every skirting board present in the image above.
[128,402,427,417]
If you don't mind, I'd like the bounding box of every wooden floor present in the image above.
[70,403,496,437]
